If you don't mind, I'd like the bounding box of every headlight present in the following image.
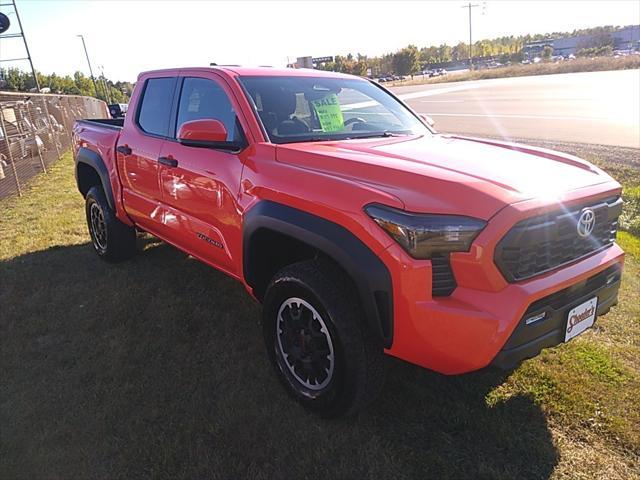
[365,204,486,259]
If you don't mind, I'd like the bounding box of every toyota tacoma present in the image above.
[73,67,624,417]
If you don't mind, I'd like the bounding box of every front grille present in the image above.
[495,196,622,282]
[524,264,621,315]
[493,263,622,367]
[432,254,457,296]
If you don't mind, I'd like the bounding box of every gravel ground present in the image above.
[456,134,639,167]
[451,134,640,187]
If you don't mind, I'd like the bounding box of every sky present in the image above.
[1,0,639,82]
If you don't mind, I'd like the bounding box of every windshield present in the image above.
[238,76,429,144]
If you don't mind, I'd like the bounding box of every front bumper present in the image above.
[491,263,621,370]
[383,242,625,374]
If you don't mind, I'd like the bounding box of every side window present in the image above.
[176,77,240,142]
[137,77,177,137]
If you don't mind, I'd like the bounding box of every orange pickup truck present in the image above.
[73,66,624,417]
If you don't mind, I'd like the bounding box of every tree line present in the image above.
[316,25,632,77]
[0,25,631,96]
[0,68,133,103]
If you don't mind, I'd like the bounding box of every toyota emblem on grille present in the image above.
[577,209,595,237]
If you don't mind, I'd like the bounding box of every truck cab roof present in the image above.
[137,66,357,81]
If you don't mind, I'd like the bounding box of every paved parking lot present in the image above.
[390,69,640,148]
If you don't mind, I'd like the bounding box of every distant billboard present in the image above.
[312,56,334,64]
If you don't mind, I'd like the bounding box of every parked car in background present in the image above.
[423,69,446,78]
[108,103,128,118]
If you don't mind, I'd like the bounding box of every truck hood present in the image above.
[275,134,616,219]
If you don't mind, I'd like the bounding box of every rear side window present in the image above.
[176,77,240,142]
[137,77,177,137]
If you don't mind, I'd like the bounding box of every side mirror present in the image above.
[178,119,228,145]
[420,114,435,128]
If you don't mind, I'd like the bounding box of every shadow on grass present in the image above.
[0,240,558,480]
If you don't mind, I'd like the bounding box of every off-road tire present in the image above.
[263,259,386,417]
[85,186,136,262]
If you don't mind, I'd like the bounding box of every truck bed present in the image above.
[76,118,124,130]
[73,118,122,169]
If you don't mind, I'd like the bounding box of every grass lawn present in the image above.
[1,152,639,479]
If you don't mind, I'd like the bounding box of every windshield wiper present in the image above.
[297,137,340,143]
[345,131,410,140]
[280,131,411,145]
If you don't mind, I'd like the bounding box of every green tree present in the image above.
[353,61,368,77]
[436,44,452,62]
[1,68,27,91]
[379,53,394,75]
[73,71,96,97]
[393,45,420,76]
[541,45,554,60]
[284,24,632,76]
[1,67,130,101]
[451,42,468,61]
[419,46,438,63]
[576,45,613,57]
[476,40,493,58]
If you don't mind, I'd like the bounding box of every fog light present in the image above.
[525,311,547,325]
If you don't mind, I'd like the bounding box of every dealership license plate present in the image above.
[565,297,598,342]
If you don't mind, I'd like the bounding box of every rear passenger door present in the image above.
[117,76,177,230]
[155,74,247,276]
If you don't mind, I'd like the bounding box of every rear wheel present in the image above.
[85,186,136,262]
[263,259,386,417]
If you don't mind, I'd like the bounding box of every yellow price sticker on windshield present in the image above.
[311,94,344,132]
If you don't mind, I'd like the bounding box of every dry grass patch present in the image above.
[388,55,640,87]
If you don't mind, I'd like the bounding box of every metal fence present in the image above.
[0,91,109,199]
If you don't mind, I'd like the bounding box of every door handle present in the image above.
[158,156,178,168]
[116,145,132,155]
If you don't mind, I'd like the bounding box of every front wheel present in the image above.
[263,259,386,417]
[85,186,136,262]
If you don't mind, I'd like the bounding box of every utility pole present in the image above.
[462,2,479,69]
[77,34,101,99]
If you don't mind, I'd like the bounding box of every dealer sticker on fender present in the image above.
[565,297,598,342]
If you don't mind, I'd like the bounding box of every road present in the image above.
[389,70,640,148]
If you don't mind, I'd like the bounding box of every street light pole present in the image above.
[77,34,100,99]
[463,3,479,69]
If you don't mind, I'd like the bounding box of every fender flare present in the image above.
[75,147,116,210]
[243,200,394,348]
